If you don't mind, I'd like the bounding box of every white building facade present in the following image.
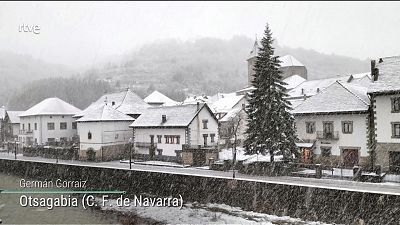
[368,56,400,172]
[18,98,81,146]
[293,81,371,167]
[76,104,134,160]
[131,103,219,161]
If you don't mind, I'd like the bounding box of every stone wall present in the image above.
[375,142,400,170]
[79,144,129,161]
[0,159,399,225]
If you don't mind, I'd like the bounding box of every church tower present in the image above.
[246,37,259,86]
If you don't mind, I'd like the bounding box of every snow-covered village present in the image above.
[1,2,400,225]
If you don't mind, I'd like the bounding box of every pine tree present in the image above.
[243,23,297,161]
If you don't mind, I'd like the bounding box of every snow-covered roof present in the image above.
[144,90,178,106]
[182,95,211,105]
[292,81,370,114]
[279,55,304,67]
[235,86,256,95]
[76,104,135,122]
[210,93,245,113]
[368,56,400,94]
[219,107,244,122]
[20,97,81,117]
[295,142,315,148]
[75,89,150,118]
[283,75,306,90]
[7,111,24,124]
[131,103,215,128]
[247,39,259,60]
[0,106,5,120]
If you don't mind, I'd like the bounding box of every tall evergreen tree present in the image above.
[244,23,297,161]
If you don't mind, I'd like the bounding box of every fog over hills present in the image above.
[2,36,370,110]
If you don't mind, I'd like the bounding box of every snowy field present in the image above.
[101,200,336,225]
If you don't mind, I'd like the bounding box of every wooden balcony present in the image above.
[316,131,339,140]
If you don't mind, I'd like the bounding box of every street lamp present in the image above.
[14,138,17,160]
[55,138,59,164]
[129,138,133,169]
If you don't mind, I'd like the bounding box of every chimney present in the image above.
[197,102,200,110]
[162,115,167,123]
[371,60,379,81]
[301,88,304,95]
[317,88,320,93]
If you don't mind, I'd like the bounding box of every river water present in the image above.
[0,173,120,225]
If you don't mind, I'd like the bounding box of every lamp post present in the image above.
[14,138,17,160]
[129,138,133,170]
[55,138,59,164]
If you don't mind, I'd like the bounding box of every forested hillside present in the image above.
[7,76,112,110]
[4,36,370,110]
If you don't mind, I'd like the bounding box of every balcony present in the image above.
[19,130,33,135]
[316,131,339,140]
[135,142,157,148]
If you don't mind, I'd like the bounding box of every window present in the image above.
[164,135,180,144]
[72,122,77,130]
[165,136,169,144]
[210,133,215,143]
[392,122,400,138]
[34,123,37,130]
[60,122,67,130]
[321,147,331,158]
[342,121,353,134]
[391,97,400,113]
[323,122,334,136]
[88,131,92,140]
[202,119,208,129]
[47,138,55,143]
[22,124,25,130]
[305,122,315,134]
[47,123,55,130]
[157,135,162,143]
[28,123,31,131]
[203,134,208,146]
[157,149,163,155]
[150,135,154,144]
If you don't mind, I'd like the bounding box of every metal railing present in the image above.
[135,142,157,148]
[316,131,339,140]
[19,130,33,135]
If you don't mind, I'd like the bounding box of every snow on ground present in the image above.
[296,168,354,178]
[219,147,253,161]
[101,199,334,225]
[120,159,188,168]
[218,148,284,165]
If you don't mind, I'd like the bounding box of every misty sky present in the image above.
[1,1,400,68]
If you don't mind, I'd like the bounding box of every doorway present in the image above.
[342,149,359,167]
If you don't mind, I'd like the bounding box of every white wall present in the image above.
[77,121,132,151]
[295,113,369,157]
[19,115,77,146]
[374,94,400,143]
[188,106,219,146]
[133,106,219,157]
[134,128,186,156]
